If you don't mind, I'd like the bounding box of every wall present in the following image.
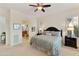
[29,18,38,39]
[0,16,6,35]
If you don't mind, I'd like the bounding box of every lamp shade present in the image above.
[67,23,74,31]
[67,27,74,31]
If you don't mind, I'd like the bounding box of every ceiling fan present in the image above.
[29,3,51,12]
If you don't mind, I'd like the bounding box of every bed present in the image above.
[30,27,61,56]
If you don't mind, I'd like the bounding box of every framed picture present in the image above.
[31,26,35,32]
[13,23,21,30]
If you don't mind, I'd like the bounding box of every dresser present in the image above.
[65,36,77,48]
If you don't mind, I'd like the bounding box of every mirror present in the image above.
[13,23,21,30]
[66,16,79,37]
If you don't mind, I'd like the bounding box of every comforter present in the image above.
[30,35,61,56]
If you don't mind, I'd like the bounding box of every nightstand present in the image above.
[65,36,77,48]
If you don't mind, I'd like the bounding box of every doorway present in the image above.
[22,24,29,43]
[0,16,6,45]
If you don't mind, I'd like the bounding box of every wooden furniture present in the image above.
[45,27,62,37]
[22,31,29,37]
[65,36,77,48]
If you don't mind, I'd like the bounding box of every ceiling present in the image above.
[0,3,79,18]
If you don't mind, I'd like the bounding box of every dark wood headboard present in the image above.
[45,27,62,37]
[45,27,60,31]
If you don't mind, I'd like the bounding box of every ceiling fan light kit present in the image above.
[37,6,43,10]
[29,3,51,12]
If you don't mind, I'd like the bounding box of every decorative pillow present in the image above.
[46,31,51,35]
[43,31,60,36]
[43,31,50,35]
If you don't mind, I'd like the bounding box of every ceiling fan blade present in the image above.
[34,9,38,12]
[29,5,37,7]
[41,9,45,12]
[43,5,51,7]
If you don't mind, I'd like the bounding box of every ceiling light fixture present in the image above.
[37,6,43,10]
[29,3,51,12]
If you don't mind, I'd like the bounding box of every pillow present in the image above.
[43,31,51,35]
[51,31,60,36]
[43,31,47,35]
[43,31,60,36]
[46,32,51,35]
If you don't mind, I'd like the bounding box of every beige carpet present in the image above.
[0,39,79,56]
[60,45,79,56]
[0,39,46,56]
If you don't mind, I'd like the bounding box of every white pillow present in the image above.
[43,31,60,36]
[51,31,60,36]
[46,32,51,35]
[43,31,51,35]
